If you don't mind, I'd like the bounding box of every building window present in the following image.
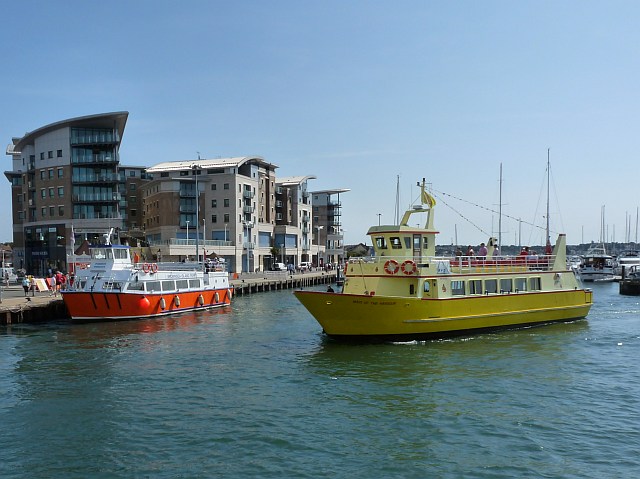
[129,170,136,177]
[224,199,230,207]
[41,207,46,217]
[180,171,188,176]
[212,215,217,223]
[129,183,136,190]
[160,172,169,178]
[48,169,54,179]
[223,183,229,190]
[48,151,53,159]
[40,152,44,160]
[58,187,64,197]
[211,199,217,208]
[40,171,45,180]
[57,168,63,178]
[58,205,64,216]
[57,150,63,158]
[131,209,137,217]
[49,188,54,198]
[49,206,55,217]
[211,184,216,191]
[224,213,230,222]
[41,189,46,198]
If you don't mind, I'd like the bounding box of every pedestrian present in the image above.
[21,276,30,296]
[49,274,57,296]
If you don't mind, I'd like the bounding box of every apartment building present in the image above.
[4,112,143,275]
[311,188,349,266]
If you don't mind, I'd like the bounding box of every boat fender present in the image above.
[384,259,400,275]
[150,263,158,274]
[214,292,219,303]
[198,294,204,306]
[174,295,180,307]
[401,260,417,275]
[142,263,150,273]
[160,297,166,310]
[139,296,151,309]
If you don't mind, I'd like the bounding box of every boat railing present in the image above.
[347,254,556,273]
[133,261,227,273]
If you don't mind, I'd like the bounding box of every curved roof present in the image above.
[146,156,278,173]
[276,175,316,186]
[11,111,129,154]
[311,188,350,195]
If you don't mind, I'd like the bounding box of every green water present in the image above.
[1,283,639,478]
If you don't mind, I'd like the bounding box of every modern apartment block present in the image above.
[311,188,349,266]
[4,112,144,275]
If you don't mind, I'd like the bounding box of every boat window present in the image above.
[485,279,498,294]
[500,278,512,293]
[451,280,465,296]
[127,281,144,291]
[529,277,541,291]
[189,279,201,288]
[114,249,128,260]
[176,279,189,289]
[92,248,106,259]
[423,280,430,293]
[423,237,429,248]
[105,249,113,259]
[469,279,482,295]
[404,237,411,249]
[162,280,176,291]
[145,281,161,292]
[515,278,527,292]
[390,237,402,249]
[409,284,415,295]
[375,237,388,249]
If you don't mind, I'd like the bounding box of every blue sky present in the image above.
[2,1,639,247]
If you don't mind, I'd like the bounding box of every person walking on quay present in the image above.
[21,276,30,296]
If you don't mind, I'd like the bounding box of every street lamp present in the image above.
[224,223,228,242]
[186,220,190,246]
[315,225,324,267]
[192,162,201,263]
[280,243,285,264]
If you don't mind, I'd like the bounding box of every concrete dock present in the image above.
[0,270,338,325]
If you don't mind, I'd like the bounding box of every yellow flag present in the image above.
[421,188,436,208]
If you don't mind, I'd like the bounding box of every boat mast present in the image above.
[546,148,550,248]
[394,175,400,225]
[498,163,503,254]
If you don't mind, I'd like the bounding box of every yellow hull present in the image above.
[294,289,593,340]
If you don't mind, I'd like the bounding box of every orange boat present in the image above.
[62,243,232,321]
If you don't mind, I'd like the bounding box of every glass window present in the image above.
[48,151,53,159]
[48,169,54,179]
[57,149,62,157]
[129,170,136,177]
[58,206,64,216]
[57,168,63,178]
[58,187,64,197]
[375,237,388,249]
[41,189,46,198]
[423,281,430,293]
[162,280,175,291]
[212,215,217,223]
[211,199,217,208]
[224,183,229,190]
[40,152,44,160]
[129,183,136,190]
[469,279,482,294]
[500,278,512,293]
[529,277,541,291]
[49,188,54,197]
[145,281,161,292]
[485,279,498,294]
[451,280,465,296]
[211,183,216,190]
[224,199,230,207]
[49,206,55,217]
[41,207,46,217]
[176,280,189,289]
[224,214,230,222]
[189,279,201,288]
[515,278,527,292]
[390,237,402,249]
[40,170,45,180]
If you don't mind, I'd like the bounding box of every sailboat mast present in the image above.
[546,148,550,246]
[498,163,502,254]
[394,175,400,225]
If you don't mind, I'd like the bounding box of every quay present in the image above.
[0,270,338,325]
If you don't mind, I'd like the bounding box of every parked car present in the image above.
[299,262,312,271]
[273,262,286,271]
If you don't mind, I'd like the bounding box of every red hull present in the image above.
[62,288,233,320]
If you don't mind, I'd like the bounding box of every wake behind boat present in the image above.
[62,239,232,321]
[294,179,593,341]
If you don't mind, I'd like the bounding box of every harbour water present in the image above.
[1,282,640,478]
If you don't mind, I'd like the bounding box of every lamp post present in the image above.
[315,225,324,267]
[202,218,206,260]
[186,220,190,247]
[192,162,201,263]
[280,243,284,264]
[224,223,228,242]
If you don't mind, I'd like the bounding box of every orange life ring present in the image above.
[401,260,417,275]
[142,263,150,273]
[384,259,400,275]
[150,263,158,273]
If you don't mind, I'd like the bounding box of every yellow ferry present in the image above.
[294,180,593,340]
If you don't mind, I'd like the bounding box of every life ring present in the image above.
[142,263,150,273]
[401,260,417,275]
[384,259,400,275]
[150,263,158,274]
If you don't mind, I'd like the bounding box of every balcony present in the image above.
[179,205,196,213]
[243,242,255,250]
[179,190,197,198]
[72,173,119,184]
[70,131,119,146]
[243,205,255,214]
[243,190,255,199]
[72,193,120,203]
